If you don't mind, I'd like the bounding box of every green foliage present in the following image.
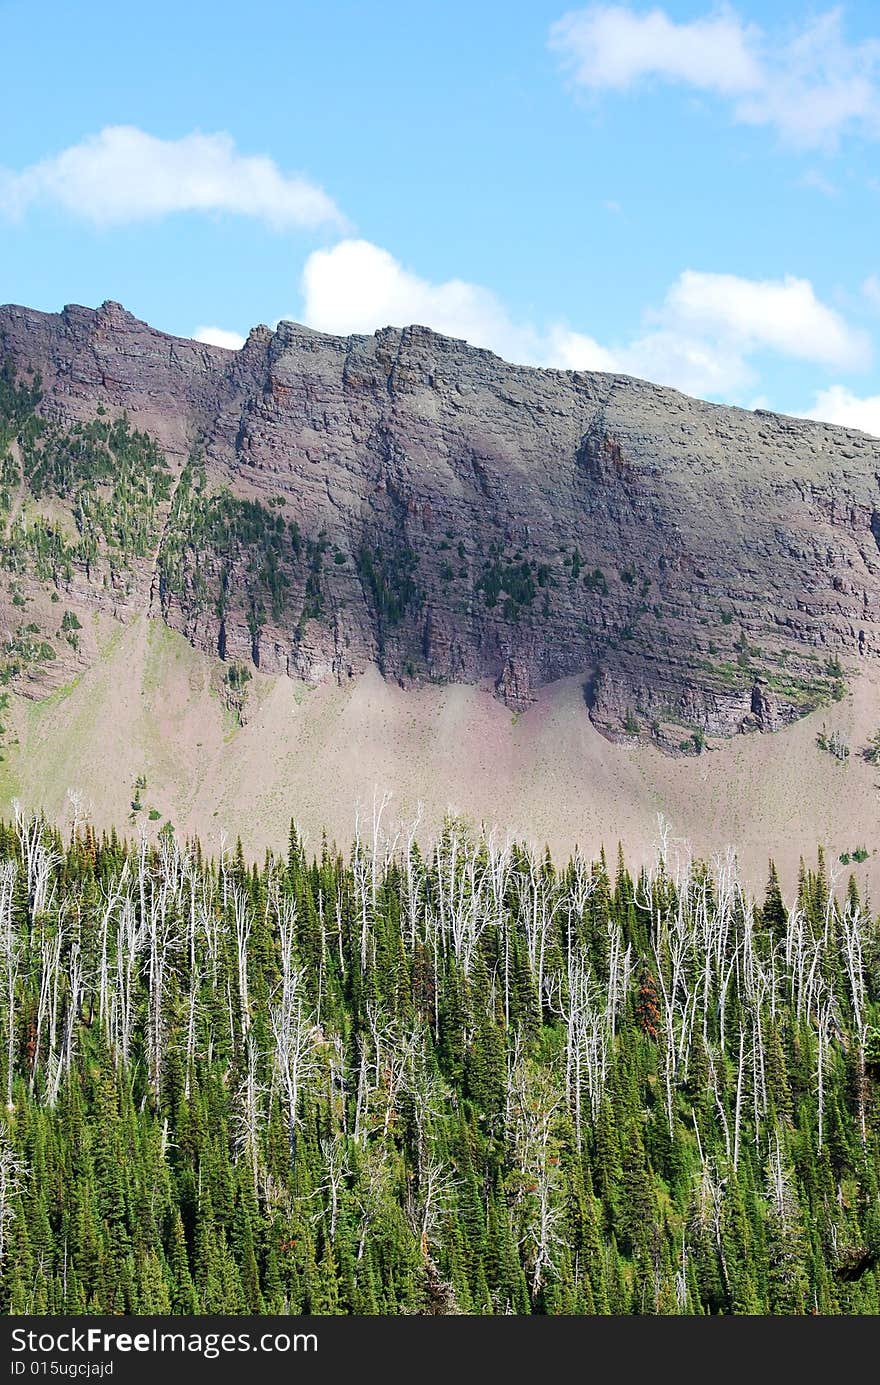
[225,662,252,692]
[0,816,877,1317]
[678,727,706,755]
[159,467,294,635]
[477,546,536,618]
[0,624,57,685]
[842,846,870,864]
[0,357,44,515]
[1,368,172,583]
[357,540,419,632]
[816,726,850,761]
[583,568,607,595]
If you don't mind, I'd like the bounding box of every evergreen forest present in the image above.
[1,807,879,1316]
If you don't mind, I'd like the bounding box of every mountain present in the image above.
[2,299,880,880]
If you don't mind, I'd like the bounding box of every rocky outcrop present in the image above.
[3,299,880,743]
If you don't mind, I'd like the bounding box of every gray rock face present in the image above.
[3,298,880,740]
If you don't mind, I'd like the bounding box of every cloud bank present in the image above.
[299,239,869,402]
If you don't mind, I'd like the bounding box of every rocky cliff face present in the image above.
[2,298,880,747]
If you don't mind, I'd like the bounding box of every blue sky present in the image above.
[3,0,880,430]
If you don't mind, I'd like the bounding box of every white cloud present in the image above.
[660,270,869,370]
[0,126,344,230]
[542,325,620,373]
[806,385,880,435]
[299,240,869,404]
[300,238,617,370]
[193,326,246,350]
[550,5,880,148]
[549,4,760,94]
[863,273,880,311]
[302,239,510,343]
[618,329,754,398]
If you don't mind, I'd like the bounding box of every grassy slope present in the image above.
[2,612,879,894]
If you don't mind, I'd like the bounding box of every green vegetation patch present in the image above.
[1,363,172,578]
[357,539,420,631]
[0,821,876,1316]
[158,463,295,632]
[477,545,536,619]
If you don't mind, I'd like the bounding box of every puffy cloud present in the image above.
[550,5,880,148]
[0,126,344,230]
[806,385,880,435]
[660,270,869,371]
[300,240,868,403]
[193,326,246,350]
[302,239,513,343]
[541,326,620,373]
[300,238,617,370]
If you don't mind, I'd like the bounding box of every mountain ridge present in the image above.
[2,297,880,751]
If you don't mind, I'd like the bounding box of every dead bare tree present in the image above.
[0,1132,26,1270]
[233,1033,266,1190]
[0,862,19,1111]
[839,896,870,1143]
[270,913,318,1165]
[508,1058,564,1294]
[230,882,252,1037]
[315,1133,349,1241]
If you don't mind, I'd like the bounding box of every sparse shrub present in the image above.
[583,568,607,594]
[225,662,252,692]
[678,730,705,754]
[864,729,880,763]
[816,725,849,760]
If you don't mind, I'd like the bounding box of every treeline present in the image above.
[0,807,879,1315]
